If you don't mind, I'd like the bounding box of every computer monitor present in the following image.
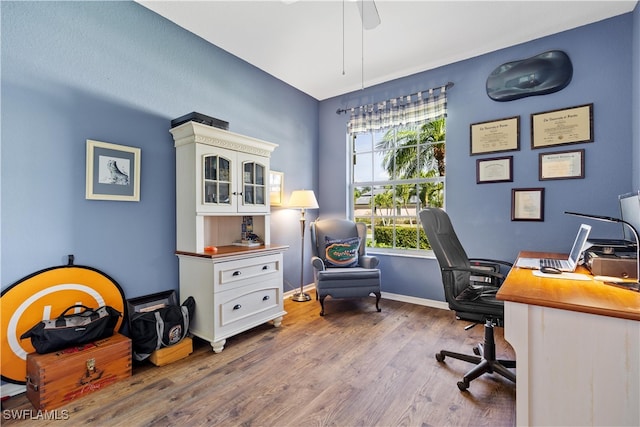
[619,191,640,243]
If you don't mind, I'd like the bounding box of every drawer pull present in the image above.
[233,304,242,310]
[232,271,242,276]
[262,265,269,270]
[263,295,270,301]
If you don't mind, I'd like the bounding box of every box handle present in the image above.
[26,375,39,391]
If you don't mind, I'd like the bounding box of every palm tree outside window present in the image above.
[348,86,448,252]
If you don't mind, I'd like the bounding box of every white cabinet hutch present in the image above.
[170,121,287,353]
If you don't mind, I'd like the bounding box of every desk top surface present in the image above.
[497,251,640,321]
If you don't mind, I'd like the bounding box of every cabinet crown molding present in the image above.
[171,122,278,158]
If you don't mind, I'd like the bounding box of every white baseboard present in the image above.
[284,284,448,311]
[381,292,449,311]
[283,283,315,299]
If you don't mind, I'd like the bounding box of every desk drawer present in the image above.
[215,254,281,291]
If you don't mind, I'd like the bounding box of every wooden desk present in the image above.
[497,251,640,426]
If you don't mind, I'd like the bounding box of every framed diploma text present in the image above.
[511,188,545,222]
[539,149,585,180]
[531,103,593,149]
[470,116,520,155]
[476,156,513,184]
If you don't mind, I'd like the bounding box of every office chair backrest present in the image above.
[419,208,473,299]
[310,218,367,261]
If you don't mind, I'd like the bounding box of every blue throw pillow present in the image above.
[324,236,360,267]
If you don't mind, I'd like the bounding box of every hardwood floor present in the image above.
[2,292,516,426]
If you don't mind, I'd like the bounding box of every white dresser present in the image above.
[171,121,287,352]
[176,247,287,353]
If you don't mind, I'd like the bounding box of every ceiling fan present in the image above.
[284,0,381,30]
[355,0,381,30]
[286,0,380,83]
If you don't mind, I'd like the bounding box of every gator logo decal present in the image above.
[325,236,360,267]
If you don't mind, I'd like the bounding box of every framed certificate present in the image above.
[476,156,513,184]
[531,104,593,149]
[470,116,520,155]
[539,149,585,180]
[511,188,545,221]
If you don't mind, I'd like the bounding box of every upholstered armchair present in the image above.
[309,218,382,316]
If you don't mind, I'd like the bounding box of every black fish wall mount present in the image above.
[486,50,573,102]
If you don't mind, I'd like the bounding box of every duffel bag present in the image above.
[21,304,121,354]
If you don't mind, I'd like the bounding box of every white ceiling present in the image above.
[138,0,637,100]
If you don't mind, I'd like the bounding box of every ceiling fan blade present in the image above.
[356,0,381,30]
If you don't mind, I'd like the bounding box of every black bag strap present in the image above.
[55,305,101,327]
[58,304,94,317]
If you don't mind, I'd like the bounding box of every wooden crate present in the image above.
[26,333,131,410]
[149,337,193,366]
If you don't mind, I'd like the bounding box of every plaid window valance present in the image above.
[347,85,448,134]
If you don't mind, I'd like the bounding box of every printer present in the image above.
[582,191,639,279]
[584,247,637,279]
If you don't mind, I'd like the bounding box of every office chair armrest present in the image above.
[468,258,513,268]
[359,255,379,269]
[442,265,505,281]
[311,256,326,271]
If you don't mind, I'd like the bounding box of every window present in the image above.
[347,88,447,252]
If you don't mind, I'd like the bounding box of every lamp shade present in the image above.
[288,190,319,209]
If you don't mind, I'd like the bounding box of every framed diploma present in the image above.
[470,116,520,155]
[531,103,593,149]
[476,156,513,184]
[539,149,585,180]
[511,188,545,221]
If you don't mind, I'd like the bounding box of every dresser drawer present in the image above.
[215,254,281,291]
[217,284,282,336]
[178,249,287,353]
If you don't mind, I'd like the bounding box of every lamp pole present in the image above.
[288,190,319,302]
[292,207,311,302]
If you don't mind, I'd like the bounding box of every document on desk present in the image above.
[532,270,592,281]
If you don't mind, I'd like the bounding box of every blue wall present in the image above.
[1,1,638,307]
[319,12,638,300]
[633,3,640,190]
[1,2,318,295]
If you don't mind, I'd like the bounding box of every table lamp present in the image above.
[565,211,640,291]
[289,190,319,301]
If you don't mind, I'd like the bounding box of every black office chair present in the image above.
[419,208,516,391]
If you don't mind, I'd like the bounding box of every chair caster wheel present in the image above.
[435,352,445,362]
[473,346,480,356]
[457,381,469,391]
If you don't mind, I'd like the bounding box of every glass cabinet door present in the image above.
[203,155,231,206]
[242,161,266,207]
